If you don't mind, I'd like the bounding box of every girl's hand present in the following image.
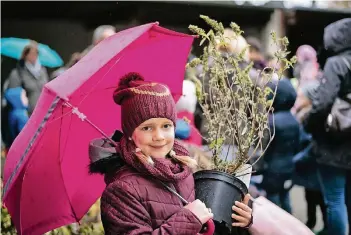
[185,199,214,224]
[232,194,253,228]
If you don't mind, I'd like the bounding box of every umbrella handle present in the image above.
[197,219,215,235]
[66,102,119,148]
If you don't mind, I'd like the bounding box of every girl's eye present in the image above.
[141,126,152,131]
[163,124,173,129]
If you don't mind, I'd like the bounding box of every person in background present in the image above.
[260,78,300,213]
[291,50,327,233]
[50,52,81,79]
[4,87,29,147]
[292,129,328,235]
[81,25,116,58]
[218,29,251,62]
[294,45,321,87]
[292,45,322,122]
[246,36,267,71]
[303,18,351,235]
[6,41,49,115]
[175,71,202,146]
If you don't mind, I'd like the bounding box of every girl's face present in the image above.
[132,118,175,158]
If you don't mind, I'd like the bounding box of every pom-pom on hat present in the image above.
[113,72,176,137]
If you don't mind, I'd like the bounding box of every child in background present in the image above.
[260,78,300,213]
[4,87,29,147]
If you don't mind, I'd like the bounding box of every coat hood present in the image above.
[269,78,297,112]
[324,18,351,54]
[4,87,28,110]
[89,130,125,175]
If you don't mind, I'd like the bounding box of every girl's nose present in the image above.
[153,129,165,141]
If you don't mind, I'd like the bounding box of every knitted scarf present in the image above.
[116,135,192,182]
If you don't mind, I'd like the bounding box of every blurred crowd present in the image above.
[1,17,351,235]
[1,25,117,150]
[179,18,351,235]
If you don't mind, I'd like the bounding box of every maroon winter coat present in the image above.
[100,165,202,235]
[89,133,203,235]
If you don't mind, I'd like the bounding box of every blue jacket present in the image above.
[175,119,191,140]
[4,87,29,146]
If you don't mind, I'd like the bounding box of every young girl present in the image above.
[89,72,252,234]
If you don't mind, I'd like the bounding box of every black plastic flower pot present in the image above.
[194,170,248,235]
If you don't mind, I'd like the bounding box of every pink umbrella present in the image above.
[3,22,195,235]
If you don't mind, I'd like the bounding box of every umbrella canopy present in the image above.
[2,22,195,235]
[0,37,64,68]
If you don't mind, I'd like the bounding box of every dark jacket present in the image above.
[7,61,49,115]
[304,18,351,170]
[89,133,202,235]
[265,78,300,174]
[261,79,300,193]
[292,130,321,191]
[4,87,29,146]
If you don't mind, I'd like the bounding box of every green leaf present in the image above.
[266,99,273,107]
[264,87,273,96]
[209,138,224,150]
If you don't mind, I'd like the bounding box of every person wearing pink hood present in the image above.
[292,45,322,121]
[88,73,252,234]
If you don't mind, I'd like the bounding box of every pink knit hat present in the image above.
[113,72,176,137]
[296,45,317,63]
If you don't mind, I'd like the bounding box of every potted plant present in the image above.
[187,16,296,234]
